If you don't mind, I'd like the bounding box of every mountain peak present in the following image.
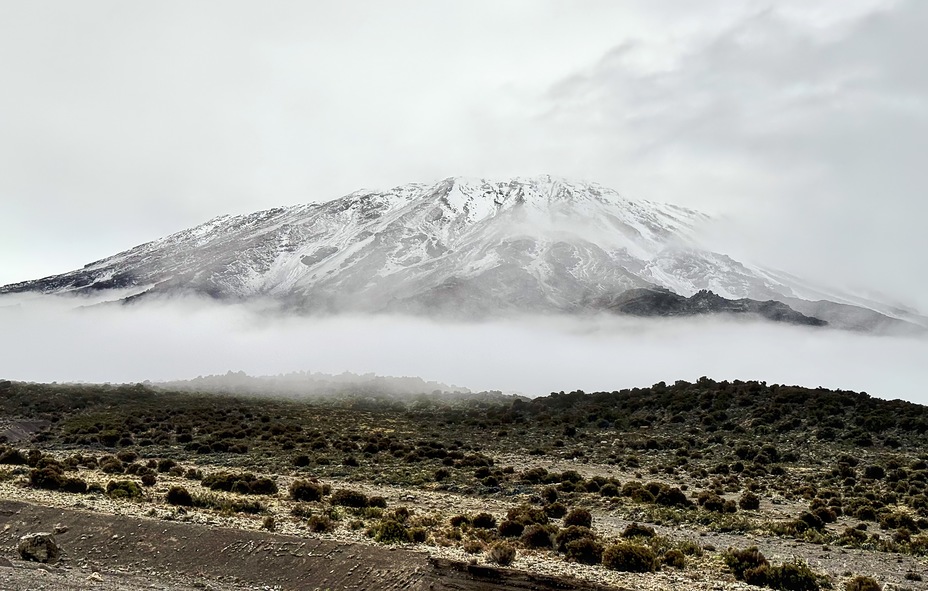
[1,175,922,333]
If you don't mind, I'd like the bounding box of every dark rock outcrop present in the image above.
[18,532,60,563]
[597,289,827,326]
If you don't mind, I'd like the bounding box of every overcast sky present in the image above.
[1,0,926,309]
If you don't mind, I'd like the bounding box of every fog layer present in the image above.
[1,295,926,404]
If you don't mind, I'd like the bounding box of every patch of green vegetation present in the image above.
[106,479,143,500]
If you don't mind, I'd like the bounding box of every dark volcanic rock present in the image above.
[598,288,827,326]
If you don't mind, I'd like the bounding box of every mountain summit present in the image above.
[2,176,923,331]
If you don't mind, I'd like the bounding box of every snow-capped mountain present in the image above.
[2,176,923,331]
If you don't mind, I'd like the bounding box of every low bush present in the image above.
[192,492,265,515]
[507,505,548,526]
[29,467,62,490]
[488,541,516,566]
[520,467,548,484]
[410,527,428,543]
[116,450,138,463]
[463,539,484,554]
[739,491,761,511]
[543,502,567,519]
[100,458,124,474]
[249,478,277,495]
[798,511,825,531]
[724,547,822,591]
[520,524,555,549]
[541,486,558,503]
[156,459,177,473]
[331,488,369,508]
[622,522,656,538]
[723,546,768,582]
[845,575,881,591]
[555,525,595,552]
[677,540,704,556]
[289,480,324,502]
[879,510,918,531]
[565,537,603,565]
[498,520,524,537]
[374,519,411,544]
[60,477,88,494]
[563,508,592,528]
[201,472,278,495]
[662,548,686,569]
[472,512,497,529]
[106,479,143,500]
[600,483,620,498]
[601,542,657,572]
[307,515,335,533]
[450,514,470,527]
[0,447,28,465]
[698,492,726,512]
[655,486,691,508]
[767,559,822,591]
[166,486,193,506]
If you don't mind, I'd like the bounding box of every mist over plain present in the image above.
[1,293,926,404]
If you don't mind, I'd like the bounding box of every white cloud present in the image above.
[2,295,926,404]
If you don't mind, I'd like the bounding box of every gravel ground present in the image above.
[1,453,926,590]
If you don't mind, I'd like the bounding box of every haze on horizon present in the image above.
[1,1,927,311]
[2,293,927,406]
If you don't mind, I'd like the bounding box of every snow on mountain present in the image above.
[2,175,922,330]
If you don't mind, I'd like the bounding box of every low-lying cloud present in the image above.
[1,294,926,404]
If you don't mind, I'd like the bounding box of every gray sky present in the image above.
[1,0,926,309]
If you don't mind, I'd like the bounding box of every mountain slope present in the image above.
[1,176,921,330]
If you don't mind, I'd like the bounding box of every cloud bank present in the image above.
[2,295,926,405]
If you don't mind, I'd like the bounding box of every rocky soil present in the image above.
[0,499,626,591]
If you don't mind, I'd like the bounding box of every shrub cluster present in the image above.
[166,486,193,506]
[723,547,823,591]
[289,479,324,502]
[601,542,657,573]
[106,479,143,500]
[201,472,278,495]
[488,541,516,566]
[330,488,369,508]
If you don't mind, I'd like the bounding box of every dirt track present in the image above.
[0,500,622,591]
